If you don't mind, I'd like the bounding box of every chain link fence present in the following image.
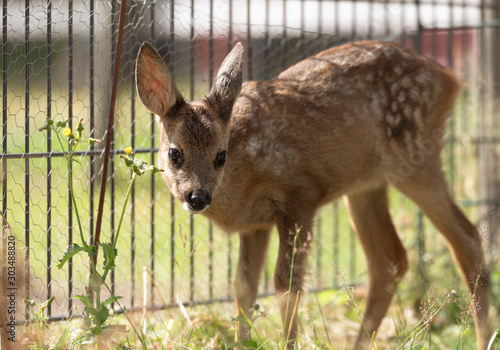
[0,0,499,323]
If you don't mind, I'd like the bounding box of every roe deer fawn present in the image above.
[135,41,491,348]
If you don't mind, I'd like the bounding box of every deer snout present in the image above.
[184,190,212,213]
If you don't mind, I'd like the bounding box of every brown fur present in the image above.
[135,41,491,349]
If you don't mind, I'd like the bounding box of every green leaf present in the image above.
[150,166,163,174]
[57,243,86,269]
[90,272,104,291]
[91,325,102,336]
[53,327,70,350]
[142,163,163,174]
[120,155,134,167]
[102,296,123,306]
[97,305,110,325]
[240,340,259,348]
[74,294,94,309]
[100,242,118,271]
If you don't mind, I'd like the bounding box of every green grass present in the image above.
[21,279,500,349]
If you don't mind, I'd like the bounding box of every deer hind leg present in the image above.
[344,184,409,348]
[234,229,271,343]
[274,213,314,348]
[393,165,491,350]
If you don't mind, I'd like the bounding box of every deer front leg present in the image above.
[234,229,271,343]
[274,216,313,348]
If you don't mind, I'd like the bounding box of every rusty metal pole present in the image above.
[92,0,128,281]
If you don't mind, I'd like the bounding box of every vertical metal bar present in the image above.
[334,0,339,37]
[189,0,195,304]
[413,0,427,299]
[315,0,324,291]
[447,0,455,197]
[131,0,142,309]
[316,214,322,290]
[479,0,488,267]
[226,0,233,297]
[351,0,357,40]
[460,0,468,140]
[208,0,214,301]
[1,5,8,338]
[490,3,500,260]
[281,0,286,70]
[415,0,422,54]
[189,211,194,303]
[209,1,213,87]
[349,227,355,282]
[208,222,213,300]
[368,0,373,40]
[247,0,252,80]
[431,0,437,60]
[264,0,269,79]
[447,0,459,283]
[89,0,95,248]
[384,0,390,37]
[315,1,323,291]
[169,0,176,305]
[110,0,117,307]
[190,0,194,102]
[332,202,339,288]
[24,0,30,320]
[46,0,52,318]
[170,192,175,304]
[263,0,270,293]
[150,0,156,307]
[399,0,404,44]
[109,0,117,308]
[318,0,323,52]
[416,211,427,294]
[67,0,74,316]
[93,0,127,301]
[300,0,305,59]
[1,0,6,237]
[170,194,175,304]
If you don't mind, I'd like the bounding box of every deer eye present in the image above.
[168,148,183,167]
[214,150,227,169]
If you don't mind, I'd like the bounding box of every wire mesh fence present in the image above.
[0,0,499,324]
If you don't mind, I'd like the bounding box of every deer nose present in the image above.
[187,190,211,212]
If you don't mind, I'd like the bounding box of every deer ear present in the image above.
[208,42,244,123]
[135,42,184,118]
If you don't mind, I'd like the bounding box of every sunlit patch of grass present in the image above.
[21,281,500,349]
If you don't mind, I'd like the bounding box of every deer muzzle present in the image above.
[183,189,212,213]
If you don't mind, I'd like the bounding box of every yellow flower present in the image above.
[124,147,133,155]
[63,128,72,137]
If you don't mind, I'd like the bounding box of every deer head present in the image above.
[135,42,243,213]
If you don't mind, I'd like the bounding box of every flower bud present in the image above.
[88,138,101,145]
[77,119,84,139]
